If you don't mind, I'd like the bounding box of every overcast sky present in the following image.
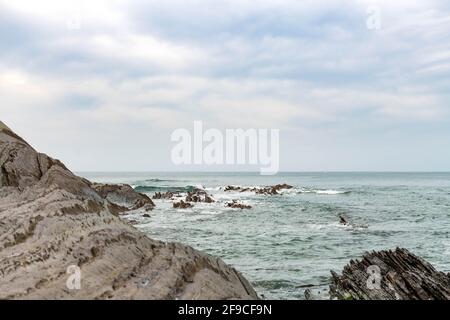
[1,0,450,172]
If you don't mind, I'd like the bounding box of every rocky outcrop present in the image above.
[224,184,293,195]
[185,190,214,203]
[173,200,193,209]
[330,248,450,300]
[226,200,252,210]
[0,121,258,300]
[92,183,155,212]
[153,191,178,200]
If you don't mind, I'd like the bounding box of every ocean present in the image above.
[79,172,450,300]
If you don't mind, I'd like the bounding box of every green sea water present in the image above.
[80,172,450,300]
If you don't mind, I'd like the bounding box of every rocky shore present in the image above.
[330,248,450,300]
[2,121,449,300]
[0,121,258,300]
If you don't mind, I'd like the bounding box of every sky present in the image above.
[1,0,450,172]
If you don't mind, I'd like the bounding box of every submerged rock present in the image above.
[226,200,252,210]
[338,214,350,226]
[224,184,293,195]
[173,200,193,209]
[0,121,258,300]
[330,248,450,300]
[153,191,178,200]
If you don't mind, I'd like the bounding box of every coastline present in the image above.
[1,121,450,300]
[0,121,258,300]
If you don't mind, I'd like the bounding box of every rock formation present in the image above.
[0,121,258,300]
[153,191,178,200]
[185,190,215,203]
[224,184,293,195]
[173,200,193,209]
[226,200,252,210]
[92,183,155,212]
[330,248,450,300]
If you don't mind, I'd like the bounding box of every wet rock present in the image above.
[224,186,242,192]
[142,214,151,218]
[339,214,349,226]
[92,183,155,212]
[153,191,177,200]
[224,184,293,195]
[185,190,215,203]
[330,248,450,300]
[173,200,193,209]
[226,200,252,210]
[0,121,258,300]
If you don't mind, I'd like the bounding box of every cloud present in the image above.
[1,0,450,171]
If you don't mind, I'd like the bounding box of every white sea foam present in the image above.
[298,189,349,195]
[314,190,348,195]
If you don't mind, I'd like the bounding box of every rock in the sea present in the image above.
[153,191,177,200]
[92,183,155,212]
[185,190,215,203]
[226,200,252,210]
[173,200,193,209]
[224,184,293,195]
[330,248,450,300]
[338,214,349,226]
[0,121,258,300]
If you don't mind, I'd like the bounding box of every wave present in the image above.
[314,189,350,195]
[138,178,186,183]
[299,189,350,195]
[134,185,197,193]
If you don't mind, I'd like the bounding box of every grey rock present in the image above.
[0,122,258,300]
[330,248,450,300]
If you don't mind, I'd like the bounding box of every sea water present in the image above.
[79,172,450,300]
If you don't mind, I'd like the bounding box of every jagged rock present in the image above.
[0,121,258,300]
[173,200,193,209]
[224,184,293,195]
[330,248,450,300]
[255,187,279,195]
[338,214,349,226]
[224,186,242,192]
[226,200,252,210]
[153,191,177,200]
[92,183,155,212]
[185,190,215,203]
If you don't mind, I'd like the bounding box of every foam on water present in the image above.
[81,172,450,300]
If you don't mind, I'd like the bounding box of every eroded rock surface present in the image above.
[330,248,450,300]
[92,183,155,212]
[0,121,258,300]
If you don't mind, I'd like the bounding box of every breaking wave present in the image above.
[134,185,197,193]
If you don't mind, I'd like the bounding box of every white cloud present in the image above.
[1,0,450,170]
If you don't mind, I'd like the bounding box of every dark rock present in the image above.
[185,190,215,203]
[226,200,252,210]
[92,183,155,212]
[330,248,450,300]
[339,214,349,226]
[153,191,177,200]
[224,184,293,196]
[173,200,193,209]
[143,214,151,218]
